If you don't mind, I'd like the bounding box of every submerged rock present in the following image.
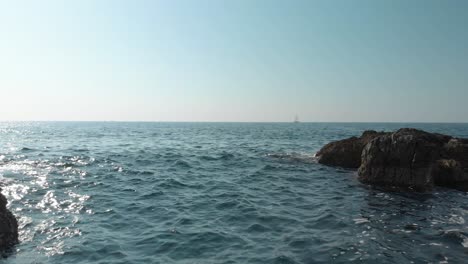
[316,130,388,168]
[317,128,468,192]
[0,190,18,250]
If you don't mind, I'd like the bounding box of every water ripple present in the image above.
[0,122,467,263]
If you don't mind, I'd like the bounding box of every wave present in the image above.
[199,152,235,161]
[439,229,468,248]
[20,147,35,152]
[171,160,191,169]
[266,152,317,164]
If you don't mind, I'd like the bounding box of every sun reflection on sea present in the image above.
[0,153,90,257]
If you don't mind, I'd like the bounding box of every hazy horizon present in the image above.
[1,120,468,124]
[1,0,467,123]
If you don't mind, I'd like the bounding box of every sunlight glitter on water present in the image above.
[1,122,468,263]
[0,154,90,259]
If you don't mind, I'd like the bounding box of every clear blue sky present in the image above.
[1,0,467,122]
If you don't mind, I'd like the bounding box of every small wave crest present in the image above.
[199,152,235,161]
[171,160,192,169]
[439,229,468,248]
[266,152,317,164]
[20,147,35,152]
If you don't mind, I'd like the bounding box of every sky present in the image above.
[0,0,467,122]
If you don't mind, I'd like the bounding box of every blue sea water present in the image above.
[0,122,467,264]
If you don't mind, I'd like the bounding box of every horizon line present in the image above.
[0,120,467,124]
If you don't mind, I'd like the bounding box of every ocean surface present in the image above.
[0,122,467,264]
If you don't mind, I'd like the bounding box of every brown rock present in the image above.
[357,128,468,191]
[316,130,387,168]
[317,128,468,192]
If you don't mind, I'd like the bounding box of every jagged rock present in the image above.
[0,190,18,250]
[316,130,388,168]
[317,128,468,192]
[357,128,468,191]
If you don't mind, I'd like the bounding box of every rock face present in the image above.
[316,130,388,168]
[0,190,18,250]
[317,128,468,192]
[358,128,468,191]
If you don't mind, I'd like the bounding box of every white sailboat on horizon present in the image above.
[294,115,300,123]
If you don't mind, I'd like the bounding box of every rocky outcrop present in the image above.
[316,130,388,168]
[0,190,18,250]
[317,128,468,192]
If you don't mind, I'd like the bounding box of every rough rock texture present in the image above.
[0,190,18,250]
[317,128,468,192]
[316,130,388,168]
[357,128,468,191]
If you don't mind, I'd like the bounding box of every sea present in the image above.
[0,122,467,264]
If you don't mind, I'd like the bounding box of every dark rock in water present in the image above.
[0,190,18,250]
[358,128,468,191]
[317,128,468,192]
[316,130,388,168]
